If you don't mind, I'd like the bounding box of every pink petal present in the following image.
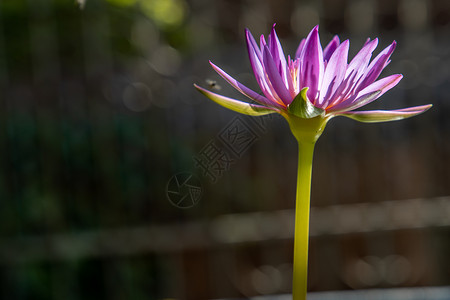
[336,104,432,123]
[318,40,349,108]
[299,25,324,104]
[260,34,267,50]
[357,41,397,91]
[268,25,286,73]
[329,38,378,107]
[262,45,292,105]
[246,29,280,104]
[268,25,292,92]
[323,35,340,62]
[295,38,306,58]
[329,74,403,113]
[345,39,378,86]
[245,28,262,60]
[209,61,282,108]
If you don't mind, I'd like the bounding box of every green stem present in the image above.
[292,140,315,300]
[281,112,328,300]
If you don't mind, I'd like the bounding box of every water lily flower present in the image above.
[194,25,431,300]
[195,25,431,140]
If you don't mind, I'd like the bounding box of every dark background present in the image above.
[0,0,449,299]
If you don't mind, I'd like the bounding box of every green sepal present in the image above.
[194,84,278,116]
[287,87,324,119]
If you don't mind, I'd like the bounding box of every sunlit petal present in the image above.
[295,38,306,59]
[299,25,324,104]
[330,74,402,113]
[323,35,340,62]
[209,61,282,108]
[262,45,292,105]
[246,29,282,104]
[318,40,349,108]
[268,25,288,81]
[357,41,397,91]
[336,104,432,123]
[194,84,278,116]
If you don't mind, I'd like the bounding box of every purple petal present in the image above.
[356,73,402,101]
[268,25,291,91]
[246,29,281,105]
[363,37,371,47]
[318,40,349,108]
[295,38,306,58]
[345,38,378,84]
[299,25,324,104]
[260,34,267,50]
[209,61,282,108]
[323,35,340,62]
[358,41,397,90]
[262,45,292,105]
[336,104,432,123]
[245,28,262,60]
[326,39,379,109]
[330,74,403,113]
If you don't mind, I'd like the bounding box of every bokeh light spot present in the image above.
[140,0,186,28]
[106,0,137,7]
[149,45,181,76]
[123,82,152,112]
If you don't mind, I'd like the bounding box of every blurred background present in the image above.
[0,0,449,299]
